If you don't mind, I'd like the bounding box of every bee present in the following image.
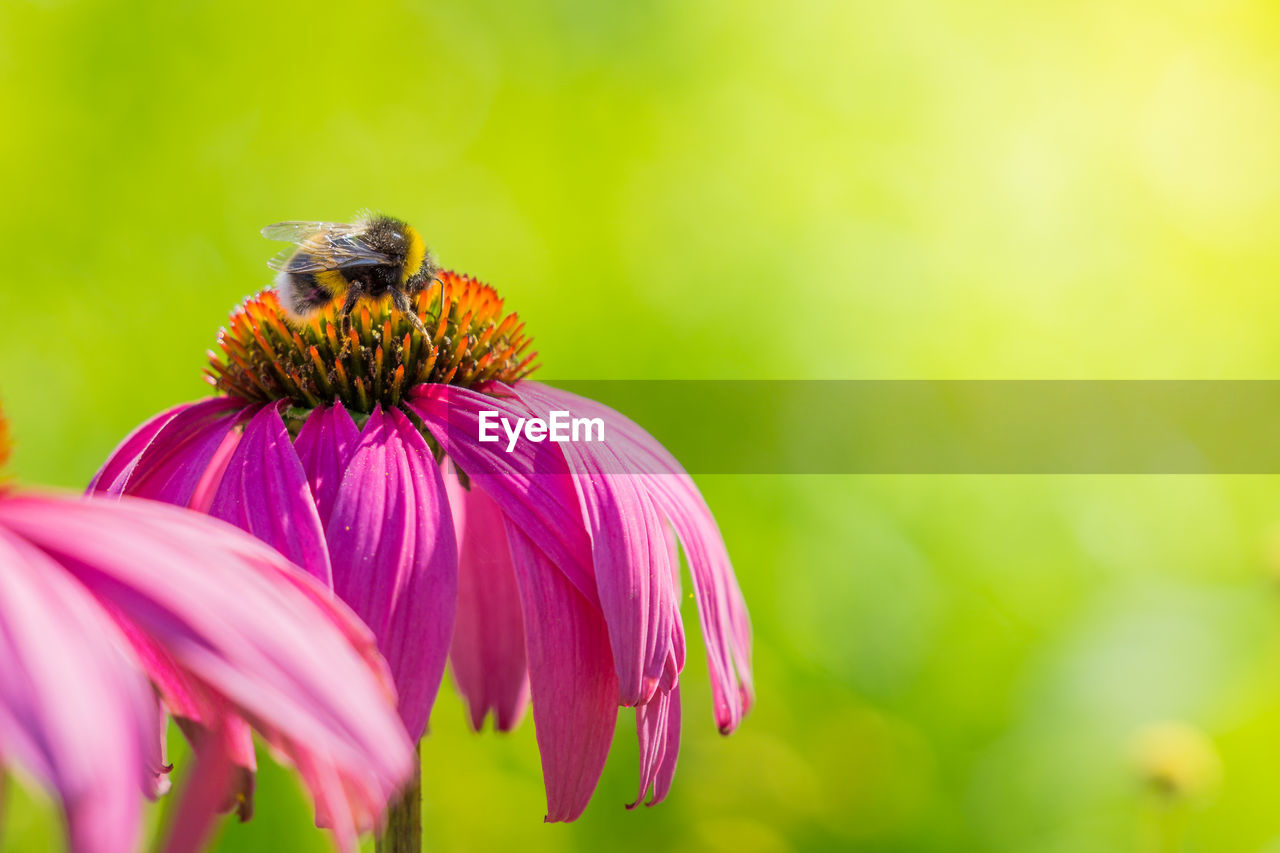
[262,213,441,337]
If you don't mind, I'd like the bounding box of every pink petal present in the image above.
[444,475,530,732]
[629,687,681,809]
[88,400,190,493]
[407,385,598,608]
[659,526,685,695]
[504,525,618,822]
[93,397,254,507]
[514,383,676,708]
[208,403,332,586]
[0,527,160,853]
[160,723,237,853]
[525,382,754,732]
[294,402,361,527]
[0,493,414,846]
[324,405,458,740]
[105,617,261,822]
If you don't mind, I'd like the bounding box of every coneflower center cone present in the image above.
[206,271,537,412]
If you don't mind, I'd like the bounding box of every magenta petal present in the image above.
[294,402,361,527]
[94,397,253,507]
[525,382,753,732]
[208,403,332,586]
[629,686,681,810]
[0,528,160,853]
[650,686,681,807]
[729,582,755,713]
[514,383,676,708]
[664,525,687,689]
[445,476,530,732]
[110,609,223,733]
[88,400,190,493]
[325,405,459,739]
[407,385,598,608]
[505,524,617,822]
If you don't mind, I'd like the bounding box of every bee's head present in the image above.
[364,215,432,285]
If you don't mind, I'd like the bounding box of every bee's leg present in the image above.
[337,284,363,357]
[391,288,431,339]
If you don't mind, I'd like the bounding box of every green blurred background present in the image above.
[4,0,1280,850]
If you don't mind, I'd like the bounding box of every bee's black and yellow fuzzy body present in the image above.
[265,214,439,327]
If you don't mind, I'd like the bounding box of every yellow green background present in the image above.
[4,0,1280,850]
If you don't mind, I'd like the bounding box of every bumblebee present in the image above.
[263,214,441,336]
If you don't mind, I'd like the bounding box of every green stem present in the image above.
[376,740,422,853]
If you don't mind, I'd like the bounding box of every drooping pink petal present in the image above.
[160,722,237,853]
[514,383,676,708]
[99,606,262,825]
[143,693,174,799]
[651,687,681,807]
[524,382,754,732]
[444,475,530,732]
[728,582,755,712]
[324,405,458,740]
[407,385,598,608]
[0,528,161,853]
[208,403,332,586]
[504,525,618,823]
[630,694,667,810]
[0,493,413,848]
[629,687,681,810]
[294,401,361,526]
[92,397,254,507]
[659,525,685,695]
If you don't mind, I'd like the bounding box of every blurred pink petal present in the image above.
[0,491,414,852]
[159,722,236,853]
[0,528,159,853]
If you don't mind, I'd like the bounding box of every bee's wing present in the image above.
[266,247,390,273]
[261,221,357,242]
[262,221,396,273]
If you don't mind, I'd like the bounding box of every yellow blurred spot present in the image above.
[1130,721,1222,802]
[1261,525,1280,585]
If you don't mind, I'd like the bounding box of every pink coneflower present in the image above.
[0,408,413,853]
[93,271,753,826]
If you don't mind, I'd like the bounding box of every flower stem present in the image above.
[376,740,422,853]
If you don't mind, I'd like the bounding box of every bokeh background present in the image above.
[4,0,1280,850]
